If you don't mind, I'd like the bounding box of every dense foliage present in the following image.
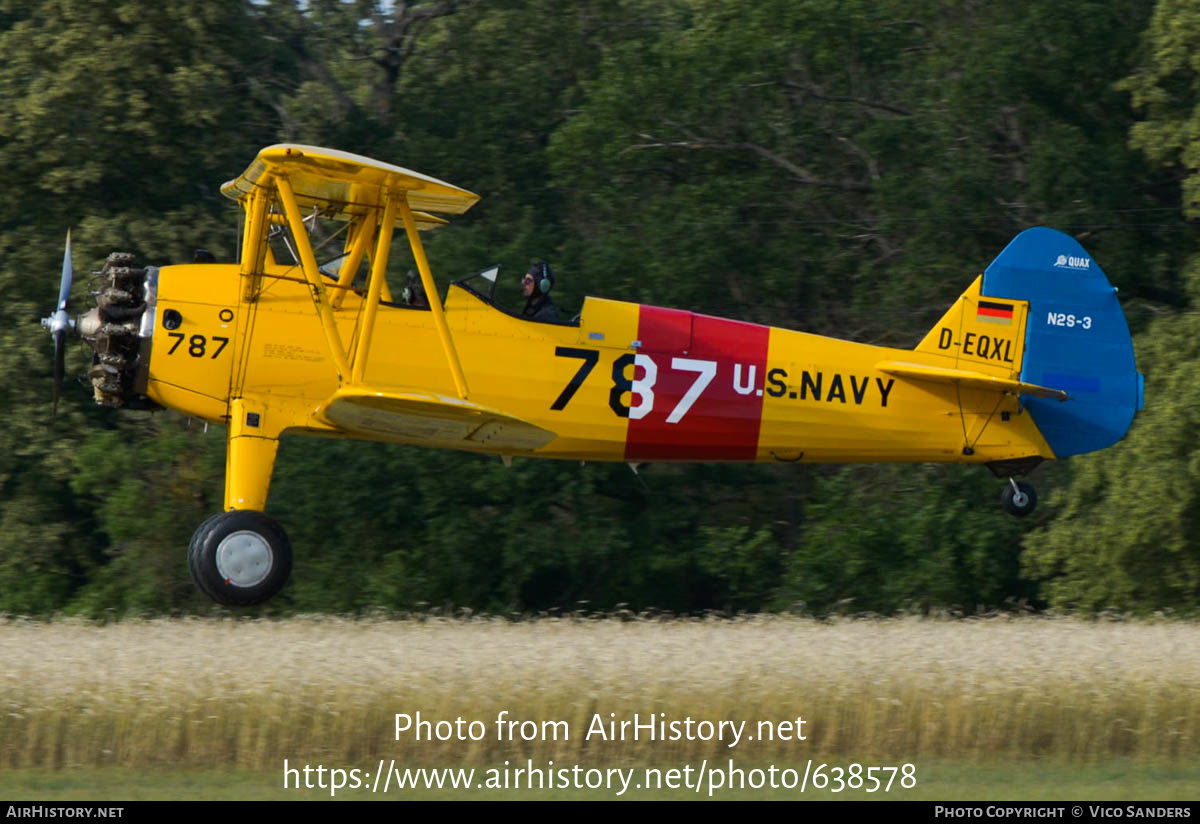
[1,0,1196,616]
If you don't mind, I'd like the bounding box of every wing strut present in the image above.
[330,210,377,310]
[351,194,398,383]
[275,173,353,381]
[398,194,470,400]
[239,182,271,301]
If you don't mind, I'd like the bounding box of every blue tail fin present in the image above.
[982,227,1143,458]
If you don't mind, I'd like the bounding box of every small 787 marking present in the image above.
[166,332,229,359]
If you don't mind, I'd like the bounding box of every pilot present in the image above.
[402,270,428,308]
[521,261,559,322]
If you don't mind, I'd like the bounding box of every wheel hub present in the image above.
[215,530,273,588]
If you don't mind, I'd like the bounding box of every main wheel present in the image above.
[188,511,292,606]
[1000,480,1037,517]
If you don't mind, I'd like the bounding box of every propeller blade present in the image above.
[57,228,73,311]
[52,328,65,419]
[42,229,74,419]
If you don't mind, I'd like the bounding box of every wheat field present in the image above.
[0,616,1196,769]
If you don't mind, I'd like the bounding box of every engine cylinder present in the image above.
[82,253,157,408]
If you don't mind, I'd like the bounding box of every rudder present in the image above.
[981,227,1143,458]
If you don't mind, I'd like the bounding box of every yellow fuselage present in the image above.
[145,262,1052,467]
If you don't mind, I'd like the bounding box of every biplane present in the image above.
[42,145,1144,606]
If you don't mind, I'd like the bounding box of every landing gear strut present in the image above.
[188,511,293,606]
[1000,478,1037,517]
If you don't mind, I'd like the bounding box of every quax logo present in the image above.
[1053,253,1091,270]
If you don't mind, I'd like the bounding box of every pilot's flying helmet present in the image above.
[527,261,554,295]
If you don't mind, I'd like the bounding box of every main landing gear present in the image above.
[1000,478,1037,517]
[188,511,293,606]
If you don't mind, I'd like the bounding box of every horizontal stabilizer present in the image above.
[316,387,556,451]
[876,361,1068,401]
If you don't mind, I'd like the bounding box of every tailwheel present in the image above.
[1000,479,1037,517]
[188,511,292,606]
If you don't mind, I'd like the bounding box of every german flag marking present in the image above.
[977,300,1014,325]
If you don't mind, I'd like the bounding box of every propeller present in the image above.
[41,229,75,417]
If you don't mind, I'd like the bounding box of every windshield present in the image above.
[454,264,501,302]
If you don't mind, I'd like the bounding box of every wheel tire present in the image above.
[187,511,292,606]
[1000,481,1038,517]
[187,512,228,602]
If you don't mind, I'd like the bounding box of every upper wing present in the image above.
[875,360,1069,401]
[315,386,556,452]
[220,144,479,228]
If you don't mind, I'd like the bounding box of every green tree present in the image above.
[1119,0,1200,220]
[1023,0,1200,613]
[774,464,1036,615]
[0,0,282,613]
[65,425,226,615]
[1022,261,1200,613]
[551,0,1177,340]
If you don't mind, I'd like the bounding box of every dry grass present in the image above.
[1,616,1197,768]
